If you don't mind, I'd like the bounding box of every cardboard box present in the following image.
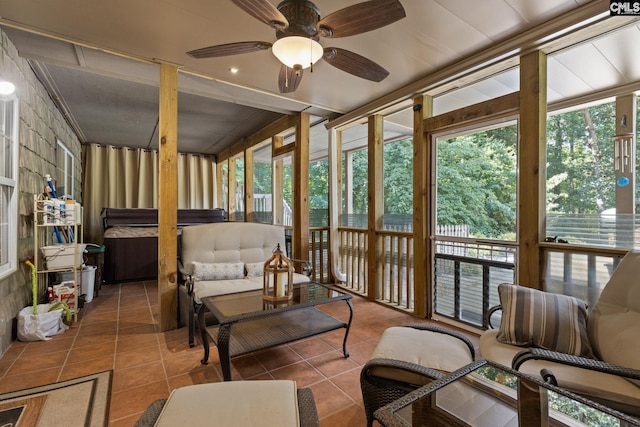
[53,281,77,311]
[41,243,86,269]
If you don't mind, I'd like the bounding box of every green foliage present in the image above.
[384,139,413,214]
[309,159,328,209]
[252,161,272,194]
[546,102,616,214]
[436,125,517,239]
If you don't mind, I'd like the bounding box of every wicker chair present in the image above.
[134,381,319,427]
[480,249,640,418]
[360,323,476,427]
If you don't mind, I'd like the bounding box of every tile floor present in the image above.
[0,281,478,426]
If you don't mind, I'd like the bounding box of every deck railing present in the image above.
[335,227,415,311]
[314,223,625,326]
[433,239,516,328]
[337,227,369,295]
[379,230,414,311]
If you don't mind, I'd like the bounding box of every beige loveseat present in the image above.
[178,222,311,347]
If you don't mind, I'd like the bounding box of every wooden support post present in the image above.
[413,95,432,317]
[158,63,178,332]
[519,50,547,289]
[368,115,384,299]
[328,127,344,282]
[292,113,310,265]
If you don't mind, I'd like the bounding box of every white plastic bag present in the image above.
[17,303,68,341]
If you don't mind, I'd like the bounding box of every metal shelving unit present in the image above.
[33,194,83,322]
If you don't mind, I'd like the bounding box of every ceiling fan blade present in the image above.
[323,48,389,82]
[231,0,289,30]
[278,65,303,93]
[317,0,406,38]
[187,41,272,59]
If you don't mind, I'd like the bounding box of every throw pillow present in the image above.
[496,283,594,358]
[192,261,244,281]
[245,262,265,278]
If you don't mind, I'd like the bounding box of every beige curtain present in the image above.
[82,144,217,243]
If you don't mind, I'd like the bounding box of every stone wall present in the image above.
[0,29,82,355]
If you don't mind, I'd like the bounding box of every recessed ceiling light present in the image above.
[229,67,239,74]
[0,81,15,95]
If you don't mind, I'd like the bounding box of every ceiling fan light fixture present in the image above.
[272,36,323,70]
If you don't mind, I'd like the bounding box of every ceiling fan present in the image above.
[187,0,406,93]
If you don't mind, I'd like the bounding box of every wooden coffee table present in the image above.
[198,282,353,381]
[374,358,640,426]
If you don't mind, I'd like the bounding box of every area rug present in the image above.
[0,370,111,427]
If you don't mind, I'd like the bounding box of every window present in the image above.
[545,100,620,247]
[0,96,18,279]
[252,143,272,224]
[55,139,74,198]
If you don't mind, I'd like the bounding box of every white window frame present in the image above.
[56,139,74,199]
[0,95,19,279]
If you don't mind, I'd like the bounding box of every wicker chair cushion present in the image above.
[192,261,244,281]
[153,380,300,427]
[496,283,594,358]
[588,249,640,386]
[480,329,640,415]
[370,326,474,385]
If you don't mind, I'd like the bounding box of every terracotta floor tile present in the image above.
[306,350,360,378]
[116,334,158,353]
[253,345,303,371]
[60,356,115,381]
[163,351,215,378]
[309,379,355,420]
[344,340,377,365]
[0,341,27,361]
[109,379,170,421]
[330,368,364,403]
[320,402,367,427]
[77,320,118,336]
[229,354,266,379]
[7,350,68,375]
[0,358,16,378]
[0,367,61,393]
[68,340,116,362]
[269,360,325,387]
[73,332,117,349]
[289,337,336,359]
[112,360,166,392]
[20,336,75,356]
[114,345,162,370]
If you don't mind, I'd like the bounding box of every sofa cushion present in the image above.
[192,261,244,281]
[192,273,311,304]
[496,283,594,358]
[154,380,300,427]
[245,261,265,278]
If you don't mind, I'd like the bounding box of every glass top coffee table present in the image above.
[198,282,353,381]
[374,358,640,427]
